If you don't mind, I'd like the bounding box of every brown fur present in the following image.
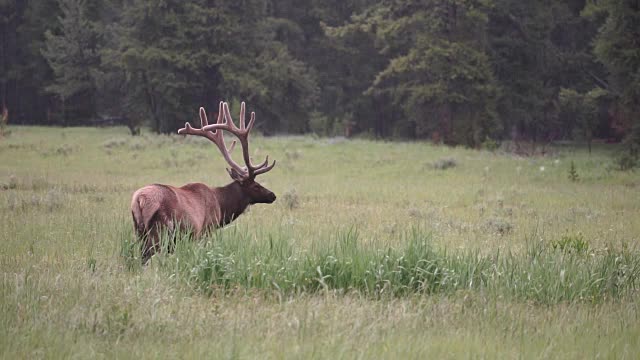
[131,180,274,262]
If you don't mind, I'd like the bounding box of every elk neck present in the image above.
[214,181,252,225]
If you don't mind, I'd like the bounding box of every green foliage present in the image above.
[329,0,500,145]
[251,45,319,133]
[583,0,640,154]
[623,121,640,163]
[568,160,579,182]
[95,0,320,134]
[1,0,638,146]
[615,152,637,171]
[482,136,500,151]
[10,1,61,124]
[132,226,639,304]
[551,233,589,254]
[584,0,640,104]
[559,87,608,153]
[488,1,560,142]
[308,111,332,136]
[42,0,99,123]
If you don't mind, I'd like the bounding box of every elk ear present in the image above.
[227,168,246,182]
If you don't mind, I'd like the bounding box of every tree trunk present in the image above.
[141,71,160,133]
[440,103,453,144]
[61,97,67,126]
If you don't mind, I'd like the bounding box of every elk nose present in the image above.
[268,193,276,203]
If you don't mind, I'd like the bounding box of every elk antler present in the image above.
[178,101,275,179]
[202,102,275,179]
[178,102,245,176]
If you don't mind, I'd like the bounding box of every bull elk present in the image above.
[131,101,276,262]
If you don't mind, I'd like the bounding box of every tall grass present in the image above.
[123,226,640,304]
[4,127,640,358]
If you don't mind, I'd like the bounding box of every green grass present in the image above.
[138,225,639,304]
[1,125,640,358]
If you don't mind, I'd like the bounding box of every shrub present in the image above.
[430,157,457,170]
[282,188,300,210]
[0,174,18,190]
[482,137,500,152]
[484,217,513,235]
[568,161,580,182]
[284,149,302,161]
[308,111,332,136]
[615,153,637,171]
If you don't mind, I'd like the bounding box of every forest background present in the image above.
[1,0,639,154]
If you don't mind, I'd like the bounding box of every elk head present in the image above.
[178,101,277,204]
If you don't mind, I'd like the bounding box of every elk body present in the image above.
[131,102,276,262]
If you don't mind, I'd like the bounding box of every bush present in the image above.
[308,111,332,136]
[430,157,457,170]
[282,188,300,210]
[615,153,637,171]
[568,161,580,182]
[484,217,513,235]
[482,137,500,152]
[0,175,18,190]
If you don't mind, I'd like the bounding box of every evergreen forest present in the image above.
[1,0,639,150]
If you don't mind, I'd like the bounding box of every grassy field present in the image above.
[1,125,639,359]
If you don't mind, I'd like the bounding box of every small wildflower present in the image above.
[539,166,545,172]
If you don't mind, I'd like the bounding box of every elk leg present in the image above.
[141,226,160,264]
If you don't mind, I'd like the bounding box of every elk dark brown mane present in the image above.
[131,101,276,262]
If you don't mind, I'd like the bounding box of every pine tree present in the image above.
[487,1,567,148]
[568,160,579,182]
[584,0,640,160]
[42,0,99,124]
[0,0,18,121]
[332,0,500,145]
[559,87,608,154]
[101,0,319,134]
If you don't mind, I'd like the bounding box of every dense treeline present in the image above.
[1,0,638,151]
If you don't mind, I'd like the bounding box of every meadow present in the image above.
[1,125,639,359]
